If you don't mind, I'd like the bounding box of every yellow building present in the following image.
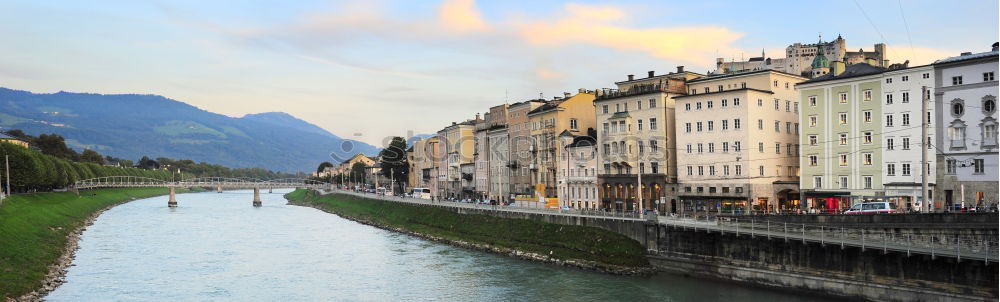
[339,153,375,178]
[437,119,477,199]
[527,89,596,202]
[0,133,29,148]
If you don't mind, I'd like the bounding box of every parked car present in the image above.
[844,202,896,214]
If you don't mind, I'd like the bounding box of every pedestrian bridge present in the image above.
[73,176,330,207]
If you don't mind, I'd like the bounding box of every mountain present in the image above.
[0,88,379,172]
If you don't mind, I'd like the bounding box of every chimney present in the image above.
[992,42,998,51]
[475,113,480,120]
[627,74,634,81]
[563,92,571,98]
[647,71,655,78]
[832,61,846,76]
[452,121,457,125]
[677,66,685,73]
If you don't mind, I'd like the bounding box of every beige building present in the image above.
[675,69,805,214]
[558,131,599,209]
[528,90,596,202]
[506,100,547,196]
[338,153,376,184]
[407,137,438,193]
[486,104,510,202]
[597,68,700,212]
[437,119,477,199]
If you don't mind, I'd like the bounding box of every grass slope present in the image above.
[285,189,649,269]
[0,188,196,298]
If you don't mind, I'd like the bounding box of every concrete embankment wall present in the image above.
[720,213,999,241]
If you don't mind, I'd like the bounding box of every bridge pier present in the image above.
[253,187,262,207]
[216,186,223,193]
[168,187,178,207]
[268,187,273,194]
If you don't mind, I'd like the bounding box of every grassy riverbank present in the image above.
[0,187,199,299]
[285,189,649,271]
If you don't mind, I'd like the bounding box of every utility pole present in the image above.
[390,168,395,195]
[921,86,930,213]
[5,155,9,198]
[637,164,643,219]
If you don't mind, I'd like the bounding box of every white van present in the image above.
[844,202,896,214]
[412,188,431,199]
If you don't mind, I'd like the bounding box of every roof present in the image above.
[672,87,774,99]
[341,153,372,164]
[0,133,24,141]
[934,50,999,65]
[566,135,597,148]
[689,68,805,83]
[527,100,564,115]
[798,63,887,85]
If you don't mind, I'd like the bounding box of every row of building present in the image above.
[402,38,998,214]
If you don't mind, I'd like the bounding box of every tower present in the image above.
[810,38,830,78]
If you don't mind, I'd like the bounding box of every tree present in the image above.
[80,149,106,165]
[378,136,409,193]
[34,133,78,160]
[316,162,334,174]
[350,162,368,185]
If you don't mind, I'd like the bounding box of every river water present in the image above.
[47,189,836,301]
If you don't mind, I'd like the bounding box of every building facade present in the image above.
[439,120,477,199]
[486,104,510,203]
[596,68,699,212]
[473,113,490,200]
[528,90,596,202]
[881,64,937,211]
[933,45,999,210]
[506,100,547,197]
[675,69,806,214]
[557,131,599,209]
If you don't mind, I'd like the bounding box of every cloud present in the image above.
[510,3,744,66]
[438,0,491,33]
[886,46,963,66]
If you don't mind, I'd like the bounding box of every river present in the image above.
[47,189,837,301]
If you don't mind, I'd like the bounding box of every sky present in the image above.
[1,0,997,146]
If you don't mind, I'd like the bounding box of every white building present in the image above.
[558,131,599,209]
[881,64,937,211]
[675,69,805,214]
[933,44,999,210]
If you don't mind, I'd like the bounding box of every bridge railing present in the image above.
[714,217,998,263]
[74,176,330,189]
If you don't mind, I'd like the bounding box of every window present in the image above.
[794,123,799,134]
[985,72,995,82]
[886,115,894,127]
[637,141,644,154]
[863,90,872,102]
[650,140,658,152]
[707,101,714,109]
[887,164,896,176]
[774,99,780,110]
[650,118,657,130]
[637,100,642,110]
[758,119,764,130]
[902,92,909,103]
[651,162,658,174]
[723,165,729,175]
[952,76,963,85]
[686,166,693,176]
[722,120,729,130]
[734,141,741,152]
[734,98,740,106]
[946,159,957,174]
[774,121,780,132]
[985,123,998,147]
[974,159,985,174]
[839,176,849,189]
[697,143,703,153]
[696,102,702,110]
[809,116,817,127]
[686,144,692,153]
[863,153,872,165]
[774,80,778,87]
[886,138,894,150]
[603,144,610,155]
[809,96,817,106]
[922,73,930,79]
[735,165,742,175]
[985,98,997,114]
[708,143,715,153]
[839,93,848,104]
[863,176,872,189]
[839,154,848,166]
[602,105,608,114]
[721,99,728,107]
[886,93,893,104]
[758,142,764,153]
[758,99,763,107]
[603,123,609,134]
[794,102,799,113]
[707,121,714,131]
[685,123,691,133]
[863,110,872,123]
[863,131,873,144]
[734,119,741,129]
[902,75,909,82]
[685,103,691,111]
[722,142,729,152]
[902,137,911,150]
[649,99,657,108]
[949,125,966,148]
[696,122,703,132]
[813,176,822,189]
[809,155,818,166]
[570,118,578,130]
[697,166,704,176]
[839,133,848,145]
[839,113,848,124]
[758,165,765,176]
[637,119,643,131]
[775,143,781,154]
[785,101,791,112]
[809,135,818,146]
[885,78,893,84]
[717,85,723,92]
